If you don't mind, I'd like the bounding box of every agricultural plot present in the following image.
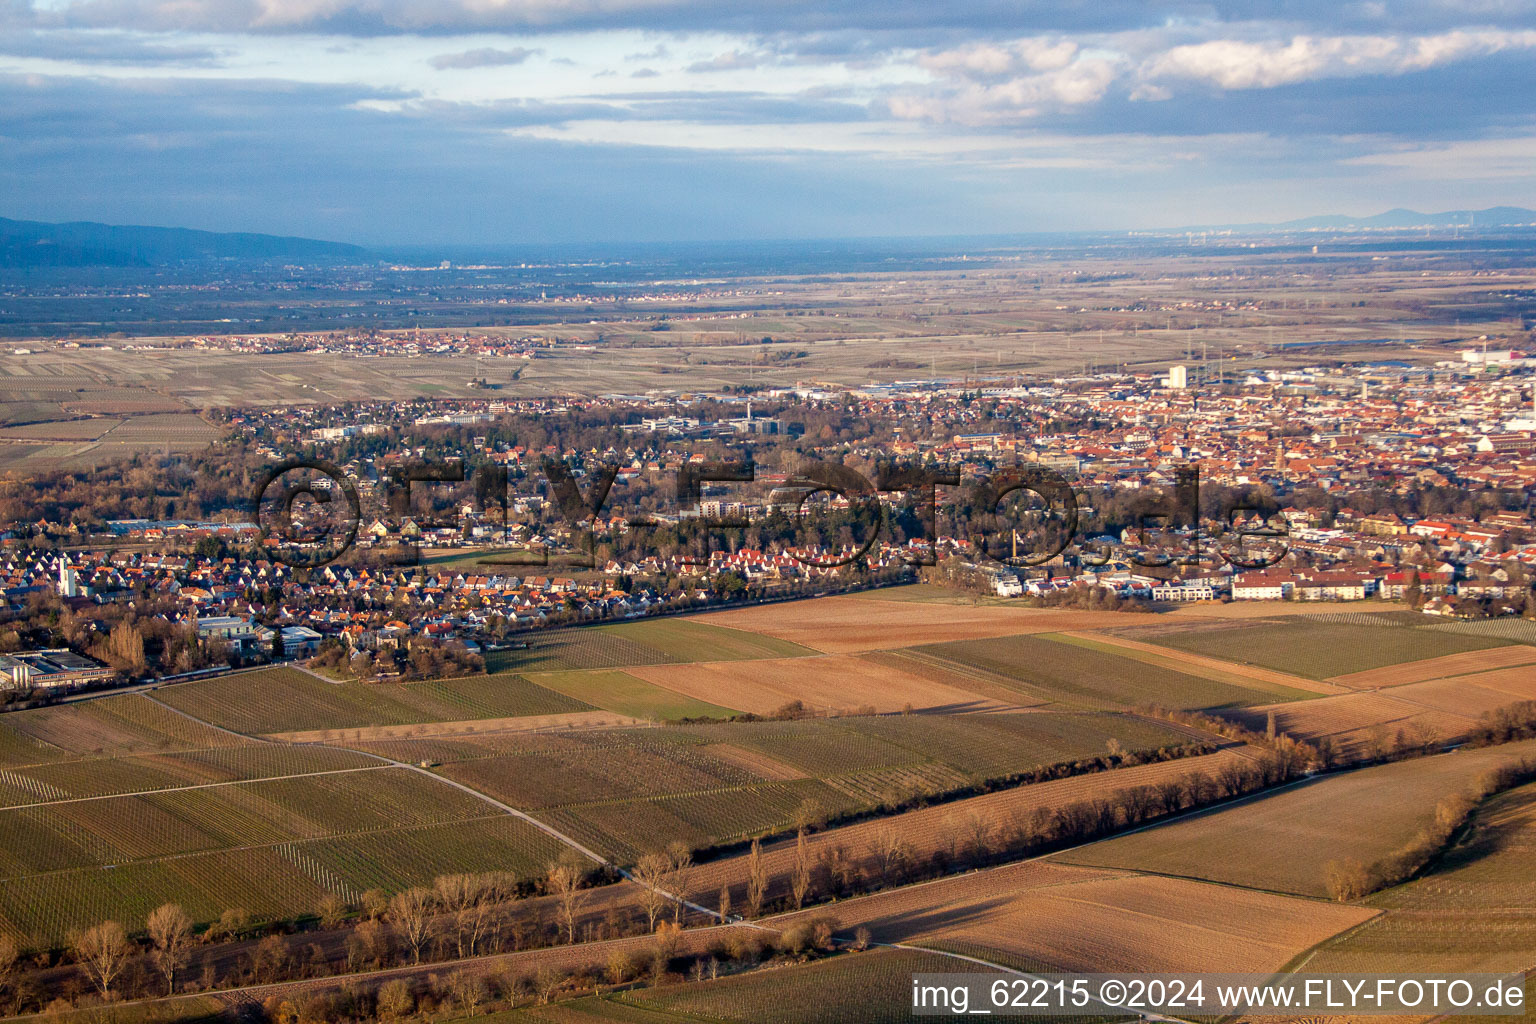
[543,780,863,861]
[1226,679,1513,757]
[1327,644,1536,689]
[685,748,1254,907]
[1427,618,1536,645]
[527,669,742,720]
[0,760,570,947]
[0,766,491,873]
[0,693,246,764]
[595,618,816,662]
[1056,739,1536,898]
[1302,782,1536,974]
[697,594,1129,654]
[0,743,376,804]
[1142,619,1510,681]
[437,731,766,809]
[1051,630,1343,696]
[485,630,680,673]
[156,667,590,734]
[902,872,1377,974]
[914,633,1287,710]
[624,948,976,1024]
[627,653,1017,716]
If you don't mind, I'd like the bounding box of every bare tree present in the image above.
[546,856,588,945]
[0,934,17,1001]
[633,852,671,931]
[666,841,694,925]
[964,812,993,863]
[146,903,194,995]
[718,884,732,921]
[73,920,131,999]
[315,893,348,930]
[869,828,910,883]
[790,829,812,910]
[746,838,767,918]
[388,887,436,964]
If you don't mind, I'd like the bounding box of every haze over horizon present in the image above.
[4,0,1536,245]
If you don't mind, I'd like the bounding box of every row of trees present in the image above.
[1326,756,1536,901]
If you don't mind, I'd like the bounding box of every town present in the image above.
[3,342,1532,693]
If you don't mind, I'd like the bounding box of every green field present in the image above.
[1139,620,1511,680]
[914,633,1289,710]
[528,669,742,720]
[1056,739,1536,898]
[155,667,591,734]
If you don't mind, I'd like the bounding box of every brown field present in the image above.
[627,653,1022,715]
[1230,690,1477,757]
[267,710,647,745]
[1328,645,1536,689]
[700,743,809,781]
[1059,630,1346,695]
[1380,677,1536,721]
[683,747,1256,906]
[698,595,1135,654]
[769,859,1375,974]
[1452,666,1536,702]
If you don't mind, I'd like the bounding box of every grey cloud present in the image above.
[428,46,539,69]
[0,28,224,64]
[31,0,1536,38]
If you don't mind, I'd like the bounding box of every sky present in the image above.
[2,0,1535,244]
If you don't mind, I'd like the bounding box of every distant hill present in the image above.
[1185,206,1536,233]
[0,217,370,267]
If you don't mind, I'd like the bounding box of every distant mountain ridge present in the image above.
[0,217,369,267]
[1185,206,1536,233]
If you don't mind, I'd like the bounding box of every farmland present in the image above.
[0,760,569,946]
[422,711,1195,860]
[155,667,592,734]
[1055,739,1536,897]
[1326,644,1536,689]
[683,747,1254,907]
[625,653,1022,715]
[1225,673,1536,757]
[911,633,1305,710]
[622,947,974,1023]
[1133,618,1513,680]
[696,593,1132,654]
[483,618,812,675]
[765,858,1374,975]
[525,669,742,720]
[1301,780,1536,974]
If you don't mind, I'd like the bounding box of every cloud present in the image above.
[0,28,224,64]
[36,0,1536,38]
[686,49,764,72]
[428,46,538,69]
[1140,29,1536,90]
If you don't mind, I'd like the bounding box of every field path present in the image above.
[141,691,722,921]
[1058,630,1348,695]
